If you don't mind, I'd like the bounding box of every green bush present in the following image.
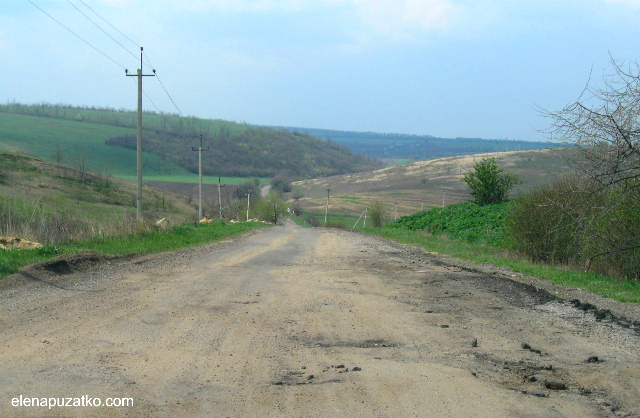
[388,201,510,246]
[463,158,519,205]
[505,180,589,264]
[506,178,640,280]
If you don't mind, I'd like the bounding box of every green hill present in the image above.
[275,126,556,162]
[0,103,381,180]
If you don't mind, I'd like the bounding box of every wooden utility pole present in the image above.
[192,134,209,220]
[125,47,155,220]
[363,205,367,228]
[324,185,331,224]
[217,176,227,219]
[246,192,251,221]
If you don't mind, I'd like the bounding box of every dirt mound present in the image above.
[0,251,118,291]
[31,251,113,276]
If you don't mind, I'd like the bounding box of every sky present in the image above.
[3,0,640,141]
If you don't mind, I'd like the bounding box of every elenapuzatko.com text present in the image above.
[12,395,133,409]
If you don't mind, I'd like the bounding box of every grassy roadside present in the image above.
[292,211,363,229]
[0,221,268,281]
[366,228,640,304]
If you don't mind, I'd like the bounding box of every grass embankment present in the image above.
[121,174,271,185]
[0,221,268,281]
[293,211,362,229]
[369,202,640,304]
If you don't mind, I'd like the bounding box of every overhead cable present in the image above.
[77,0,140,50]
[144,52,183,116]
[26,0,127,70]
[66,0,140,63]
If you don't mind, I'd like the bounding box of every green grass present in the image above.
[120,174,271,185]
[0,221,268,281]
[390,201,511,246]
[296,211,363,229]
[0,112,191,178]
[366,228,640,304]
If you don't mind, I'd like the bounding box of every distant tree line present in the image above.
[106,127,381,178]
[1,102,382,179]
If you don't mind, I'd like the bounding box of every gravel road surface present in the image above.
[1,222,639,416]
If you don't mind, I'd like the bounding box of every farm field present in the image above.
[291,148,574,218]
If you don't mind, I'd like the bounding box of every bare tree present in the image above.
[104,158,112,188]
[529,57,640,278]
[52,144,64,164]
[74,150,88,183]
[542,57,640,190]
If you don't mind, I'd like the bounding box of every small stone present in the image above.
[586,356,600,363]
[302,366,307,369]
[471,338,478,348]
[307,375,314,380]
[521,342,532,350]
[440,325,449,328]
[544,380,567,390]
[352,367,362,372]
[336,364,345,369]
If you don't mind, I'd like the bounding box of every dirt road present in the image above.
[1,222,639,416]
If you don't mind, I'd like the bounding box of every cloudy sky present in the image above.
[3,0,640,141]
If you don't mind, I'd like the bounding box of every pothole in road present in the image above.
[312,338,399,349]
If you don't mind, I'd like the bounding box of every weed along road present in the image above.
[1,222,639,416]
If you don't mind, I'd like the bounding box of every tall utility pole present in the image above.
[217,176,226,219]
[192,134,209,220]
[246,192,251,221]
[125,47,155,220]
[324,185,331,224]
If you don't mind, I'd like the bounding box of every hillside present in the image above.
[276,126,555,162]
[0,151,195,243]
[290,148,575,218]
[0,103,381,179]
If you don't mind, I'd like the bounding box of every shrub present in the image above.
[389,201,510,245]
[506,177,640,280]
[505,180,589,264]
[463,158,519,205]
[368,201,387,228]
[271,176,292,194]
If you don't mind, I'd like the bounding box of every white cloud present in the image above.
[353,0,459,35]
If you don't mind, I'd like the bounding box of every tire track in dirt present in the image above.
[0,222,638,416]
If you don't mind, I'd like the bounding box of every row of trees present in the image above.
[200,179,288,224]
[106,127,380,178]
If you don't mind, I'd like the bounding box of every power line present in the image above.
[66,0,139,63]
[143,52,183,116]
[77,0,140,50]
[125,76,161,113]
[26,0,127,70]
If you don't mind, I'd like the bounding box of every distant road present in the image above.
[260,184,271,197]
[1,222,639,415]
